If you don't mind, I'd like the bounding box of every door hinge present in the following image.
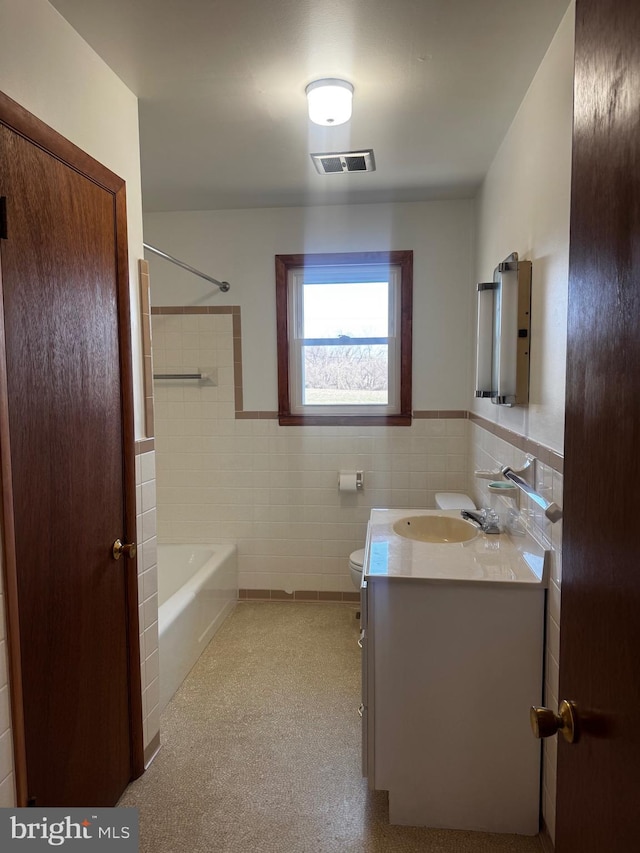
[27,795,37,807]
[0,198,7,240]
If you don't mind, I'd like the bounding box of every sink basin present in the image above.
[392,514,478,544]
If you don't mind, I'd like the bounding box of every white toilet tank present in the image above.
[435,492,476,511]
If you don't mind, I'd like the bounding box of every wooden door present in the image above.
[557,0,640,849]
[0,93,143,806]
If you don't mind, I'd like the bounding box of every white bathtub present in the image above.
[158,543,237,711]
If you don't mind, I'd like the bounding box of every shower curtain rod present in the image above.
[143,243,230,292]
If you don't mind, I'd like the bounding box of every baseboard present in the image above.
[239,589,360,603]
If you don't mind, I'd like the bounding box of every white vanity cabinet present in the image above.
[360,509,547,835]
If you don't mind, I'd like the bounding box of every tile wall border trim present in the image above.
[413,410,466,419]
[238,411,465,421]
[139,260,155,437]
[235,410,279,419]
[240,589,360,603]
[135,438,155,454]
[469,412,564,474]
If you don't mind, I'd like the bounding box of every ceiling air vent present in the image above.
[310,149,376,175]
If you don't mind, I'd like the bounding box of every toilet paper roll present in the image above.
[338,472,358,492]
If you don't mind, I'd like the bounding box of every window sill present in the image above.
[278,413,412,427]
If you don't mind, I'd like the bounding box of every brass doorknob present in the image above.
[530,699,579,743]
[112,539,137,561]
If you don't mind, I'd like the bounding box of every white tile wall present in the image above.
[468,421,562,843]
[135,449,160,752]
[152,313,469,593]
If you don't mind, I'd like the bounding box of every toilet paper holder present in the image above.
[338,470,364,491]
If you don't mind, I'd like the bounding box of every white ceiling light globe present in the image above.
[305,79,354,126]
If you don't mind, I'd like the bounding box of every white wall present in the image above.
[0,0,145,437]
[473,4,575,454]
[0,0,149,804]
[145,200,475,412]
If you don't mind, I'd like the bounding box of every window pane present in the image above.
[302,281,389,339]
[302,344,389,405]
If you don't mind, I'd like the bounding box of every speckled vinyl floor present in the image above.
[120,603,542,852]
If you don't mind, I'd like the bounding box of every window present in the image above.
[275,251,412,425]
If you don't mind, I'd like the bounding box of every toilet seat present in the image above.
[349,548,365,570]
[349,548,365,592]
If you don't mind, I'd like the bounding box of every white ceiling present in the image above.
[49,0,571,212]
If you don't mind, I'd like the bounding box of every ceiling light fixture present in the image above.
[305,78,354,126]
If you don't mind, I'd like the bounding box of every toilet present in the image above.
[434,492,476,512]
[349,548,366,590]
[348,494,476,591]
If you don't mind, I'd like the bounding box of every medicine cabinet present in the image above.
[475,252,532,407]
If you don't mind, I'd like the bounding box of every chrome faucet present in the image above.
[461,508,501,534]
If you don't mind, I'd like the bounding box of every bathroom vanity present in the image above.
[360,509,547,835]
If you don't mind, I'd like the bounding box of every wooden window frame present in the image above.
[275,250,413,426]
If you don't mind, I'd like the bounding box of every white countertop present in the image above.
[364,509,548,587]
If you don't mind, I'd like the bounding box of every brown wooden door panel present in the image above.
[558,0,640,849]
[0,120,133,806]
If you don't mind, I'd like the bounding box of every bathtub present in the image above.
[158,543,237,711]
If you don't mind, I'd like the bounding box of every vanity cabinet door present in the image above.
[360,580,375,783]
[360,628,369,779]
[365,576,544,833]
